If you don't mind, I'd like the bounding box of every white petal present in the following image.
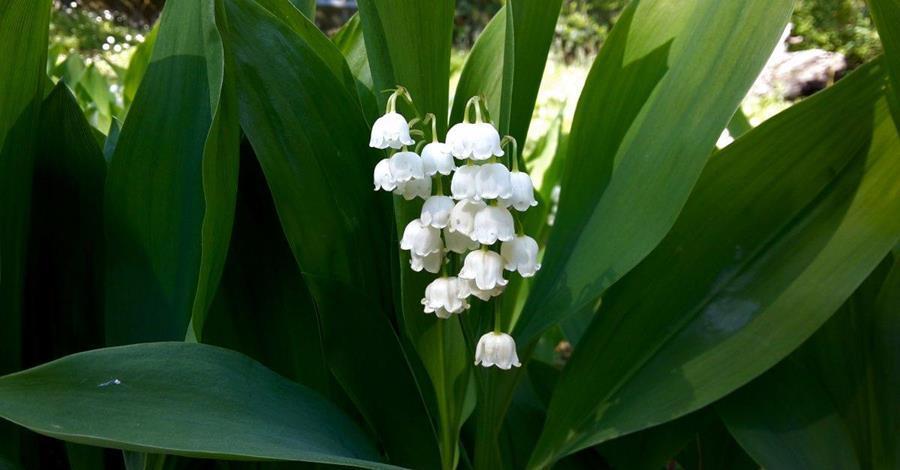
[400,219,443,256]
[421,142,455,176]
[500,171,538,211]
[410,250,443,274]
[458,250,507,290]
[470,123,504,160]
[422,277,470,318]
[471,205,515,245]
[421,195,455,228]
[370,112,414,150]
[394,176,432,200]
[446,122,475,159]
[466,280,505,301]
[389,151,424,182]
[444,228,479,254]
[448,199,486,236]
[373,158,395,191]
[475,163,513,200]
[500,235,541,277]
[474,332,520,369]
[451,165,480,200]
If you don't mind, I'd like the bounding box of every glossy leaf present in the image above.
[122,23,158,111]
[719,254,900,469]
[104,0,238,345]
[0,0,52,463]
[515,0,794,345]
[0,343,387,468]
[219,0,439,466]
[531,61,900,466]
[332,14,378,123]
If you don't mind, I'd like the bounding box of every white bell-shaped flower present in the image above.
[459,249,507,290]
[474,332,521,369]
[388,151,424,183]
[444,228,479,254]
[421,142,455,176]
[501,235,541,277]
[394,176,431,200]
[373,158,395,191]
[475,163,513,200]
[369,112,415,149]
[410,250,443,274]
[421,276,471,319]
[421,196,455,229]
[471,205,515,245]
[448,199,486,237]
[466,280,505,301]
[451,165,479,200]
[400,219,443,256]
[446,122,504,160]
[500,171,538,211]
[470,123,504,160]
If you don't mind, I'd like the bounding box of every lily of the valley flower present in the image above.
[459,249,507,290]
[444,228,479,254]
[388,151,424,182]
[373,158,395,191]
[448,199,486,237]
[474,332,521,369]
[421,195,455,228]
[501,235,541,277]
[421,142,455,176]
[475,163,513,200]
[422,276,471,318]
[467,280,505,301]
[447,122,504,161]
[369,112,415,150]
[394,176,431,200]
[451,164,479,200]
[410,250,443,274]
[471,205,515,245]
[401,219,443,256]
[500,171,538,211]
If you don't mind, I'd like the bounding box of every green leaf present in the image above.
[718,254,900,469]
[0,343,388,468]
[201,142,330,394]
[868,0,900,128]
[332,13,378,123]
[104,0,238,345]
[0,0,52,463]
[122,23,158,111]
[531,60,900,466]
[515,0,794,346]
[219,1,439,467]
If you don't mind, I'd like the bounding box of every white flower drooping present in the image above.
[421,195,455,229]
[400,219,443,256]
[421,142,455,176]
[388,151,424,183]
[501,235,541,277]
[500,171,538,211]
[444,228,479,254]
[446,122,504,160]
[459,249,507,290]
[410,250,443,274]
[448,199,486,237]
[475,163,513,200]
[394,176,431,200]
[471,205,515,245]
[369,112,415,150]
[373,158,395,191]
[467,280,505,301]
[422,276,471,318]
[451,164,479,200]
[474,332,521,369]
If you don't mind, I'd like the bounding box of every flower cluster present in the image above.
[371,88,542,370]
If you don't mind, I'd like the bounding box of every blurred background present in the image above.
[48,0,882,149]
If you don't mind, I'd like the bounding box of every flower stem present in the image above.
[435,175,444,196]
[424,113,439,143]
[501,135,519,172]
[464,96,481,123]
[493,295,502,333]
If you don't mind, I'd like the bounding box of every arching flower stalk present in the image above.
[371,90,541,370]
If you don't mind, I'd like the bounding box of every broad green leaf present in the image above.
[531,61,900,466]
[332,14,378,123]
[515,0,794,346]
[0,0,52,463]
[290,0,315,19]
[104,0,238,345]
[201,142,330,394]
[673,418,759,470]
[597,409,714,470]
[450,9,505,125]
[868,0,900,127]
[0,343,387,468]
[718,254,900,469]
[219,1,439,467]
[122,23,158,110]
